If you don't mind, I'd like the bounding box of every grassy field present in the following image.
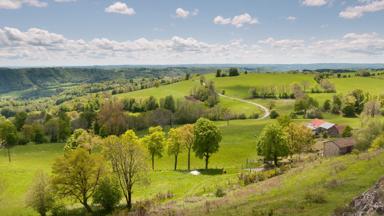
[185,150,384,216]
[0,119,269,215]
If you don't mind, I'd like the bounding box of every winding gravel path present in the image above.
[219,94,270,119]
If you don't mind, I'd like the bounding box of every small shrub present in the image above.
[215,187,226,197]
[249,113,260,119]
[238,113,247,119]
[304,190,327,204]
[93,176,122,212]
[269,110,279,119]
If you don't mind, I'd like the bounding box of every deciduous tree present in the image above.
[167,128,183,170]
[103,131,148,209]
[51,148,105,213]
[193,118,221,170]
[142,126,165,170]
[25,171,54,216]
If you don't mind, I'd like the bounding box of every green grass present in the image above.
[0,119,270,215]
[186,151,384,216]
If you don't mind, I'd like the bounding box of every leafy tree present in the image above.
[270,110,279,119]
[44,118,60,143]
[0,118,18,162]
[342,95,356,117]
[58,110,71,141]
[294,95,318,116]
[142,126,165,170]
[0,108,16,118]
[216,69,222,77]
[51,148,105,213]
[322,99,331,112]
[228,68,240,76]
[354,117,384,150]
[103,130,148,209]
[369,133,384,151]
[257,123,289,166]
[362,100,381,117]
[342,125,353,137]
[285,123,314,158]
[98,99,127,136]
[332,95,343,114]
[144,96,159,111]
[161,95,176,113]
[64,129,100,153]
[31,123,46,144]
[167,128,183,170]
[179,124,195,171]
[351,89,365,114]
[25,171,54,216]
[93,176,122,212]
[193,118,222,170]
[13,111,27,131]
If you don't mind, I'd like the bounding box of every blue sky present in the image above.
[0,0,383,66]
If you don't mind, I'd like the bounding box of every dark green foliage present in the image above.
[323,99,331,112]
[332,95,343,114]
[1,108,16,118]
[13,112,27,131]
[144,96,159,111]
[270,110,279,119]
[215,187,226,197]
[193,118,222,169]
[342,105,356,117]
[216,69,222,77]
[93,176,122,212]
[228,68,240,76]
[161,95,176,113]
[257,123,288,166]
[342,126,353,137]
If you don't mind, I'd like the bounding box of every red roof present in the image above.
[310,119,326,127]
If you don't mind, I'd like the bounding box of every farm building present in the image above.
[306,119,340,137]
[323,137,357,157]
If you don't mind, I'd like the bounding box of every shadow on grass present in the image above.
[175,168,225,176]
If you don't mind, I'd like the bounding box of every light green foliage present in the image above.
[64,129,100,153]
[257,123,289,166]
[354,117,384,150]
[51,148,105,213]
[193,118,222,170]
[103,130,148,209]
[25,171,54,216]
[142,126,166,170]
[167,128,183,170]
[369,133,384,151]
[93,176,122,212]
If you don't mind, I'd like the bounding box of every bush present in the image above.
[304,190,326,204]
[25,171,54,216]
[93,176,122,212]
[238,113,247,119]
[305,108,323,119]
[269,110,279,119]
[215,187,226,197]
[249,113,260,119]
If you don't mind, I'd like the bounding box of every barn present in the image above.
[323,137,357,157]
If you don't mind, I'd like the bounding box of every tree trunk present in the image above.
[151,153,155,171]
[187,148,191,171]
[205,155,209,170]
[174,154,178,171]
[83,200,92,213]
[7,147,11,163]
[274,155,278,167]
[127,190,132,210]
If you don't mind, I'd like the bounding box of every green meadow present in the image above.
[1,72,383,215]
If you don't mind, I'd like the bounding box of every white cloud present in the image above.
[302,0,329,6]
[286,16,297,21]
[105,2,135,16]
[0,27,383,65]
[213,13,258,28]
[175,8,198,18]
[175,8,189,18]
[0,0,47,9]
[339,0,384,19]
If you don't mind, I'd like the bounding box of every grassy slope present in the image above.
[186,151,384,216]
[0,119,268,215]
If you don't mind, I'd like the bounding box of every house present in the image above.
[323,137,357,157]
[306,119,339,137]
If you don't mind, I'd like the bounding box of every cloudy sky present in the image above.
[0,0,383,66]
